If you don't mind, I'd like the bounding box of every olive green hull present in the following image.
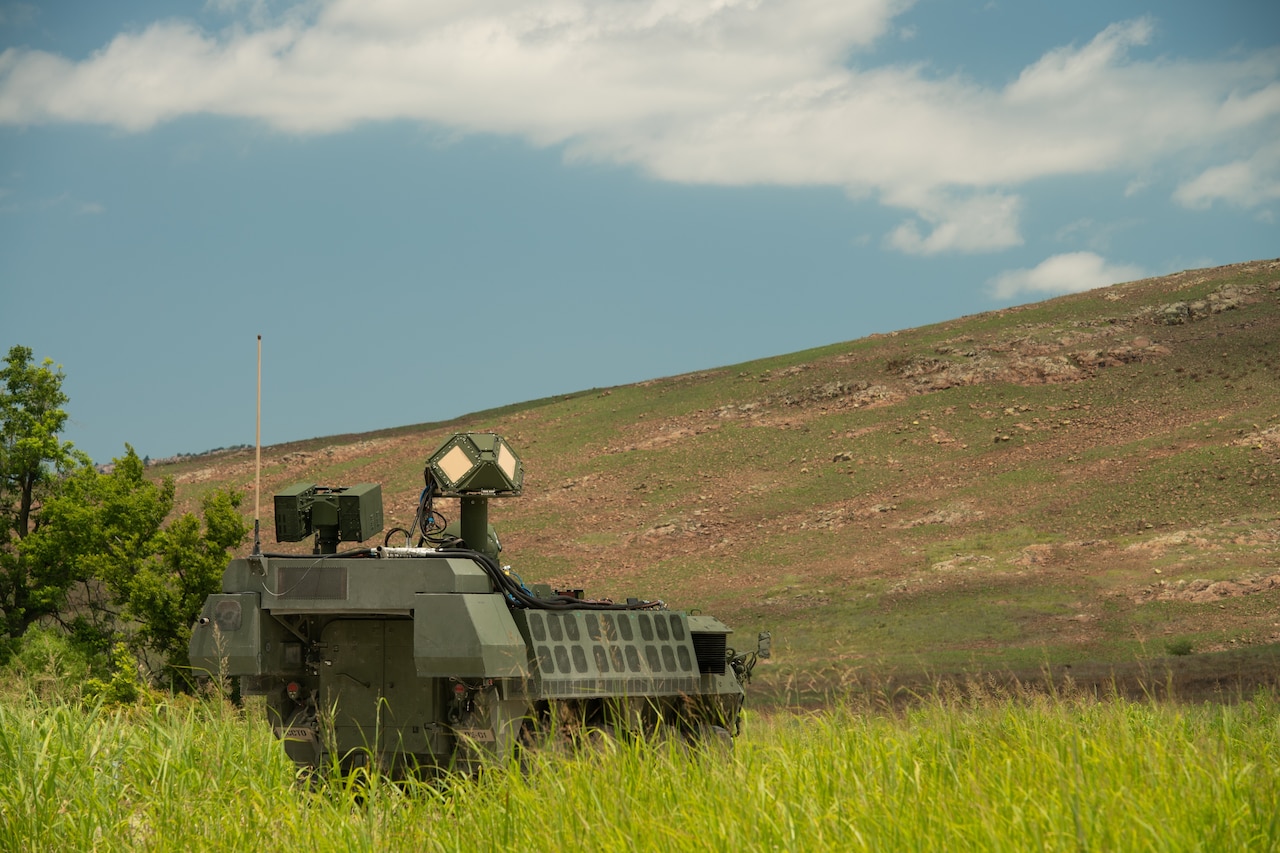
[190,553,745,773]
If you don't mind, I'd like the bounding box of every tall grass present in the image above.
[2,686,1278,851]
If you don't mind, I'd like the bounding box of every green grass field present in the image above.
[4,682,1278,851]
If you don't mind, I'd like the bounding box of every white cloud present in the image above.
[1004,18,1153,102]
[0,2,1277,254]
[0,1,906,135]
[1123,177,1149,197]
[885,191,1022,254]
[987,252,1145,300]
[1174,142,1280,209]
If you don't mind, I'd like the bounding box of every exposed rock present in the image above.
[930,554,994,572]
[1155,283,1260,324]
[1232,425,1280,451]
[1152,575,1280,603]
[905,503,983,527]
[1123,529,1213,555]
[1072,344,1171,369]
[779,381,898,408]
[713,402,761,418]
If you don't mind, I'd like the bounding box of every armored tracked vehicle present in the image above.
[189,433,768,775]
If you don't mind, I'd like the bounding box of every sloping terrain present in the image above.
[159,259,1280,701]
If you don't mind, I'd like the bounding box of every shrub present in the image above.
[84,643,145,706]
[3,625,94,699]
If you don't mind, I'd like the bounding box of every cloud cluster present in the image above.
[987,252,1146,299]
[1175,141,1280,211]
[1,1,1277,255]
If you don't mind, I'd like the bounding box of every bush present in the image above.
[3,626,94,699]
[84,643,147,706]
[1165,638,1194,656]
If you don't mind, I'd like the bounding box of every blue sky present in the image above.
[1,0,1277,465]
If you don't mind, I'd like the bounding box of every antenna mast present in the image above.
[252,334,262,555]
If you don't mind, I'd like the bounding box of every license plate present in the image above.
[275,726,318,745]
[452,727,496,743]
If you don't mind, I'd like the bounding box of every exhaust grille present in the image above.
[691,632,727,675]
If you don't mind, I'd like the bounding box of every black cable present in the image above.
[419,507,448,544]
[441,544,663,612]
[411,469,449,546]
[383,527,412,547]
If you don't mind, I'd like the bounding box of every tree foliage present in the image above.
[19,447,172,641]
[0,345,87,638]
[111,485,247,684]
[1,346,248,688]
[19,446,247,685]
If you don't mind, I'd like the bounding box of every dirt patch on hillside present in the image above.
[604,420,722,453]
[1123,529,1215,556]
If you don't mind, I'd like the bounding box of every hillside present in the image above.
[158,258,1280,702]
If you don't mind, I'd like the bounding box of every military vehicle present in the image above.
[189,432,768,775]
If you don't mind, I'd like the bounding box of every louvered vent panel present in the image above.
[691,632,726,675]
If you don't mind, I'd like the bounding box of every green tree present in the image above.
[20,446,173,652]
[114,487,248,685]
[22,445,247,686]
[0,345,86,640]
[2,346,249,686]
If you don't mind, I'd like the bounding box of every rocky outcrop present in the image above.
[1155,283,1260,325]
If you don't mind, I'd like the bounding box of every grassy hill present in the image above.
[158,258,1280,703]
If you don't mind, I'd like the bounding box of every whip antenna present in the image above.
[252,334,262,556]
